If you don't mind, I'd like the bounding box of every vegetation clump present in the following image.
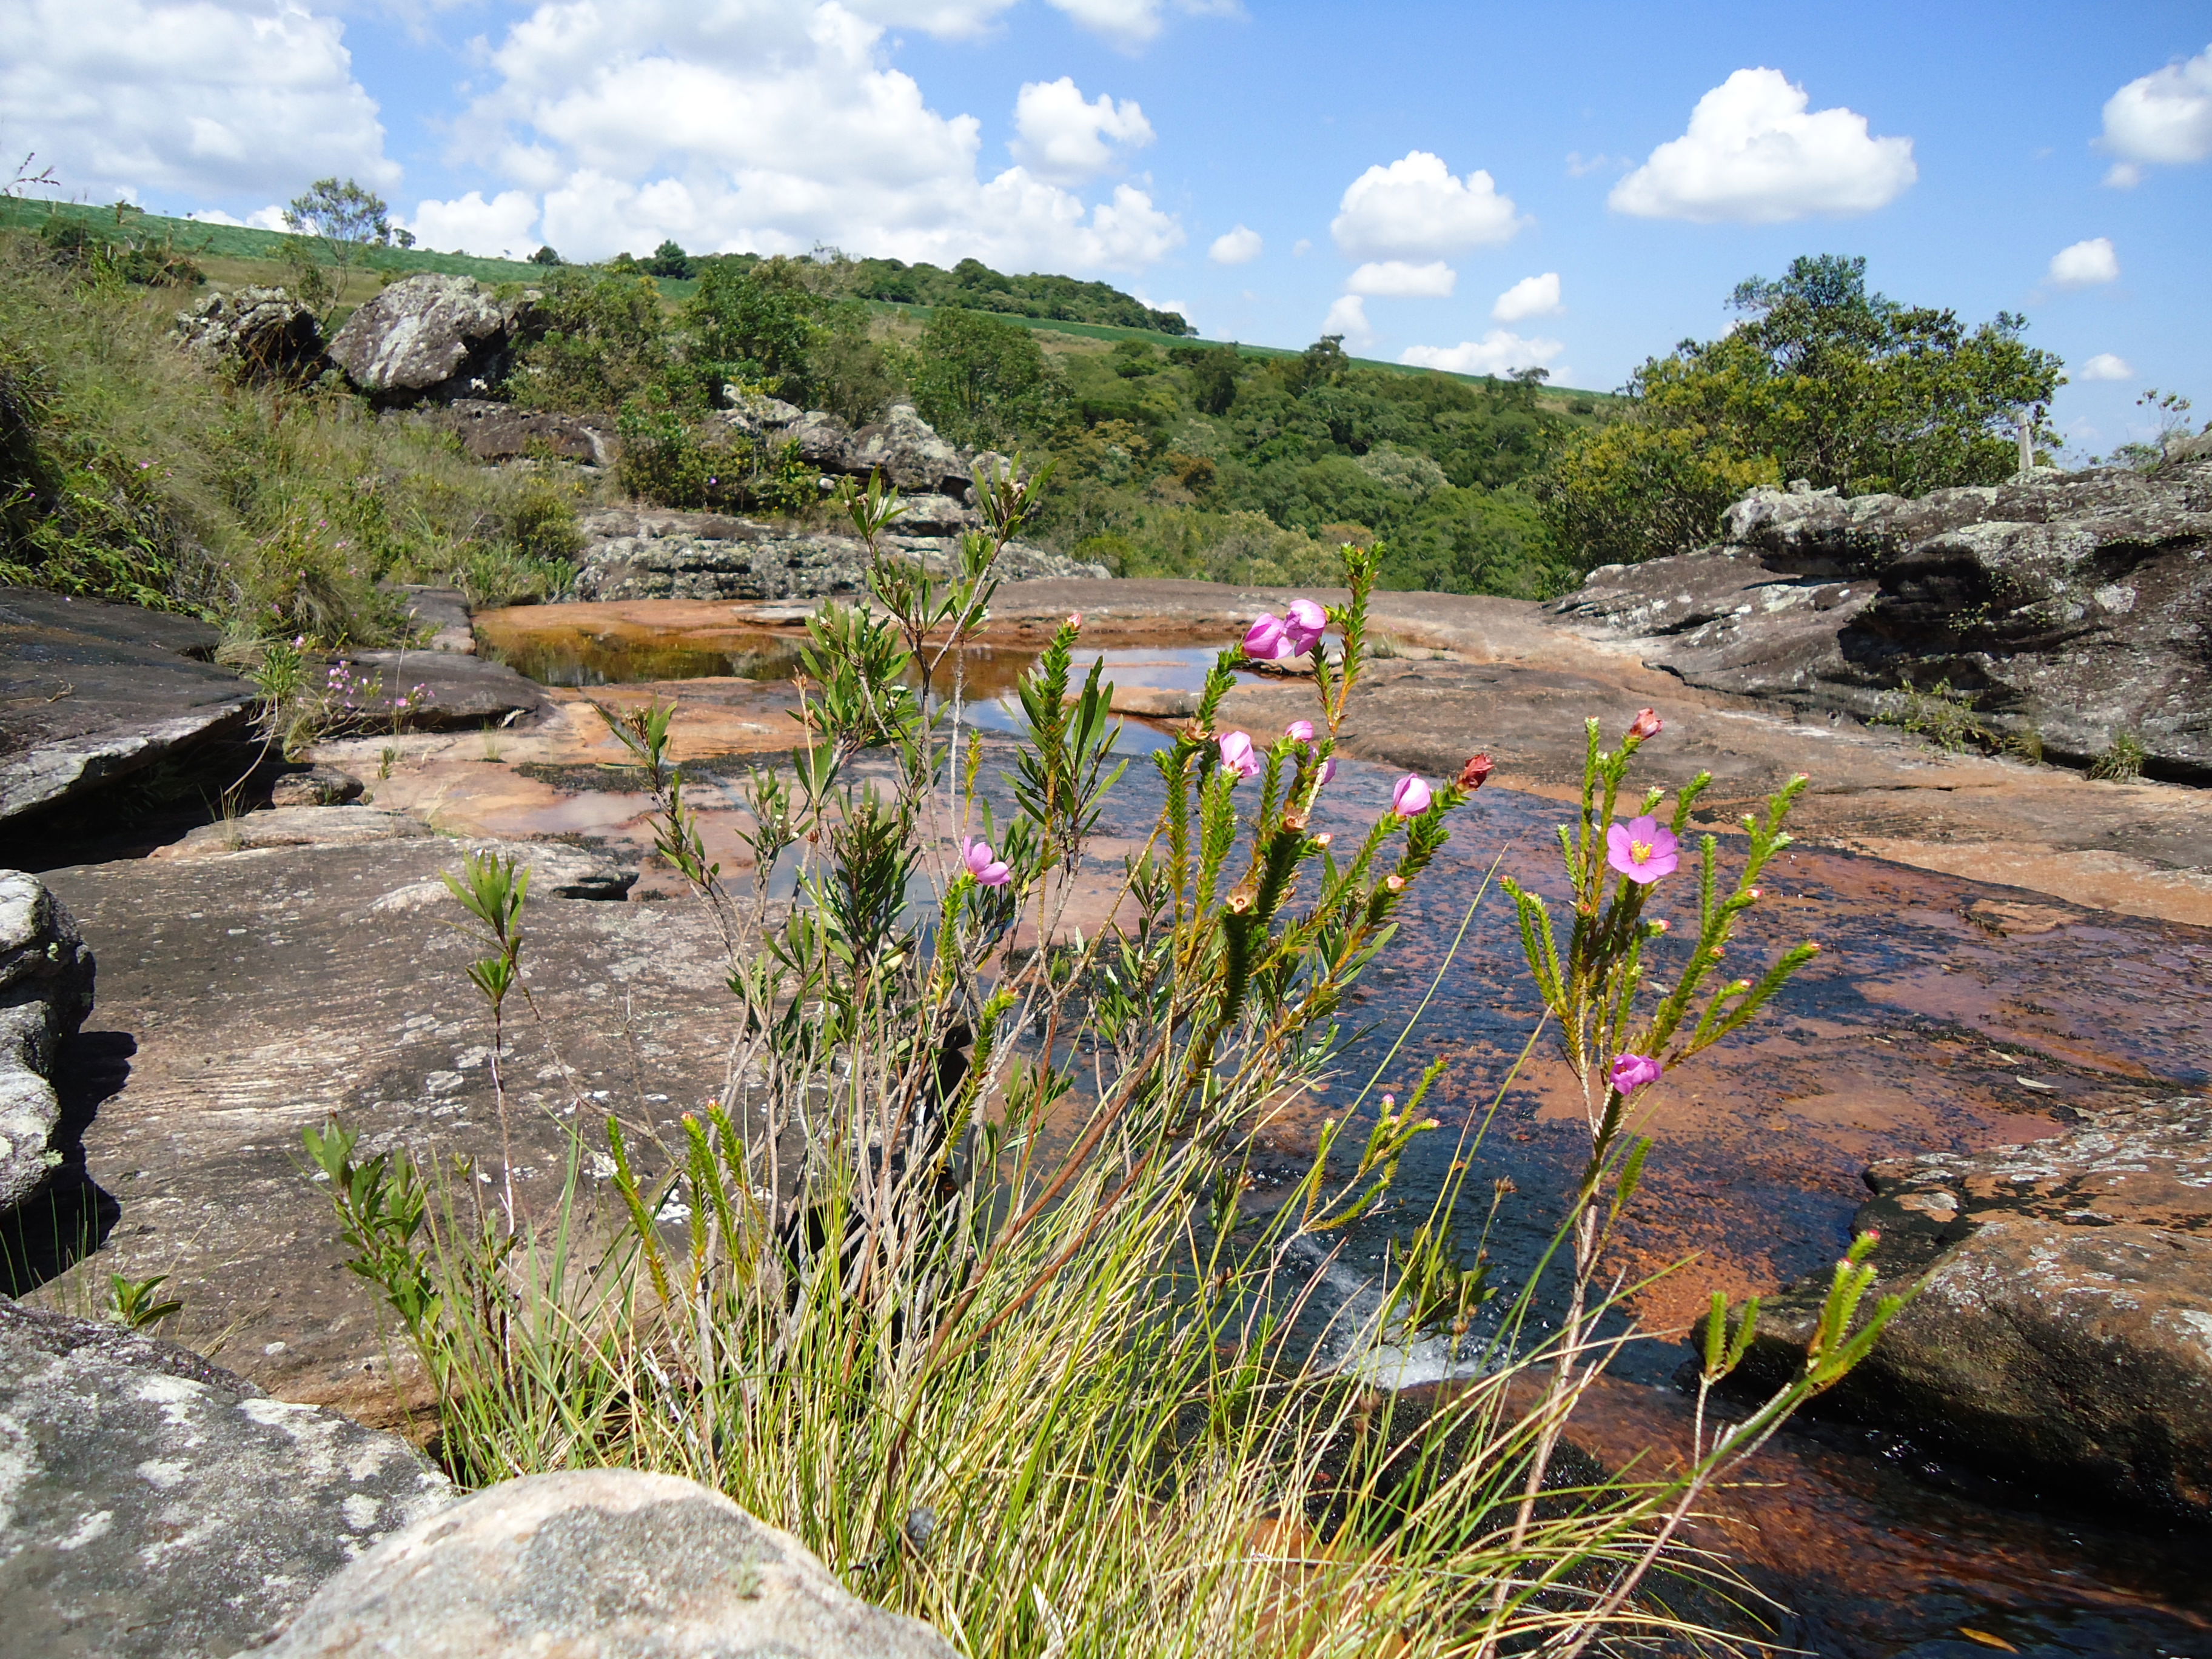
[306,472,1900,1655]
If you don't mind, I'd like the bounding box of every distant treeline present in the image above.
[615,240,1196,337]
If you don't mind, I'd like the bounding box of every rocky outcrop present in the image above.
[170,286,324,381]
[0,1301,452,1658]
[569,508,1107,604]
[1550,458,2212,780]
[717,397,977,498]
[1732,1095,2212,1517]
[327,275,537,405]
[255,1469,957,1658]
[420,398,611,467]
[389,584,475,654]
[336,649,552,730]
[0,588,253,828]
[269,765,365,808]
[0,873,93,1212]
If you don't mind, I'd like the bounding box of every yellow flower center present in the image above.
[1631,839,1654,864]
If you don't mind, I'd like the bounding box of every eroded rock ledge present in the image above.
[1550,456,2212,780]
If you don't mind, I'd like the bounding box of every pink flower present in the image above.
[1627,708,1663,742]
[1610,1053,1663,1094]
[1243,613,1291,660]
[961,837,1011,887]
[1285,719,1316,743]
[1067,612,1083,629]
[1218,730,1262,780]
[1283,598,1327,653]
[1605,815,1680,884]
[1392,775,1432,817]
[1318,757,1337,787]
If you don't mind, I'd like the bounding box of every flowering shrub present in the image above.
[310,470,1899,1655]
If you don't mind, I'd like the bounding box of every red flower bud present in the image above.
[1457,752,1495,791]
[1627,708,1663,742]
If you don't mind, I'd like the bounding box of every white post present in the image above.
[2017,414,2034,478]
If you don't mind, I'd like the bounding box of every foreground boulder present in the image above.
[0,1301,452,1658]
[256,1469,955,1658]
[569,508,1106,604]
[170,286,324,380]
[0,588,253,829]
[1734,1094,2212,1517]
[332,648,553,730]
[418,398,611,468]
[0,873,93,1212]
[327,275,536,404]
[1550,457,2212,780]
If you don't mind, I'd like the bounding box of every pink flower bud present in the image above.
[1627,708,1663,742]
[1282,598,1327,654]
[1313,831,1333,848]
[1318,757,1337,787]
[1067,612,1083,629]
[1391,775,1432,817]
[1609,1053,1663,1094]
[1384,873,1406,892]
[1242,613,1291,661]
[1457,752,1494,791]
[1285,719,1316,743]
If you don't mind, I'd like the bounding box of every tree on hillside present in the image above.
[908,307,1067,451]
[283,177,396,316]
[684,256,825,403]
[644,240,695,280]
[1540,255,2065,569]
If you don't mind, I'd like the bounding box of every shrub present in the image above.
[1872,676,1990,754]
[312,474,1896,1656]
[2088,732,2147,782]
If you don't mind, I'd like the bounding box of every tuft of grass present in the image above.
[0,229,586,638]
[1872,675,1989,753]
[2088,732,2146,782]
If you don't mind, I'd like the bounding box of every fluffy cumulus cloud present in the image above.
[1492,272,1562,321]
[410,2,1182,270]
[1010,76,1153,185]
[2047,236,2120,290]
[2099,44,2212,187]
[1345,260,1455,298]
[1041,0,1239,51]
[1321,294,1373,349]
[409,190,545,257]
[1208,224,1262,264]
[2078,352,2134,382]
[1400,330,1564,377]
[1330,152,1526,258]
[1609,68,1916,223]
[0,0,395,207]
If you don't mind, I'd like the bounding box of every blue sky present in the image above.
[7,1,2208,454]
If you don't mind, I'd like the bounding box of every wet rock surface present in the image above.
[336,648,552,730]
[0,1300,452,1658]
[169,286,323,381]
[0,588,253,827]
[255,1469,956,1659]
[326,275,535,404]
[0,872,94,1210]
[1737,1096,2212,1517]
[1550,460,2212,780]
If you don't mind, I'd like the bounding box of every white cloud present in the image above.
[1609,67,1916,223]
[406,190,544,256]
[2047,236,2120,290]
[1208,224,1262,264]
[189,204,289,231]
[0,0,396,207]
[1321,294,1373,349]
[1292,237,1312,256]
[414,2,1182,270]
[1345,260,1455,298]
[1492,272,1562,321]
[1010,76,1152,186]
[1400,330,1565,377]
[2078,352,2134,381]
[1330,151,1526,258]
[2099,44,2212,187]
[1041,0,1236,50]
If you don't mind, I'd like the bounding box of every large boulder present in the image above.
[170,286,324,381]
[420,398,611,467]
[254,1469,956,1659]
[0,872,93,1211]
[1732,1094,2212,1517]
[848,403,972,496]
[330,649,554,731]
[327,275,536,404]
[0,588,253,831]
[0,1301,452,1658]
[1549,458,2212,780]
